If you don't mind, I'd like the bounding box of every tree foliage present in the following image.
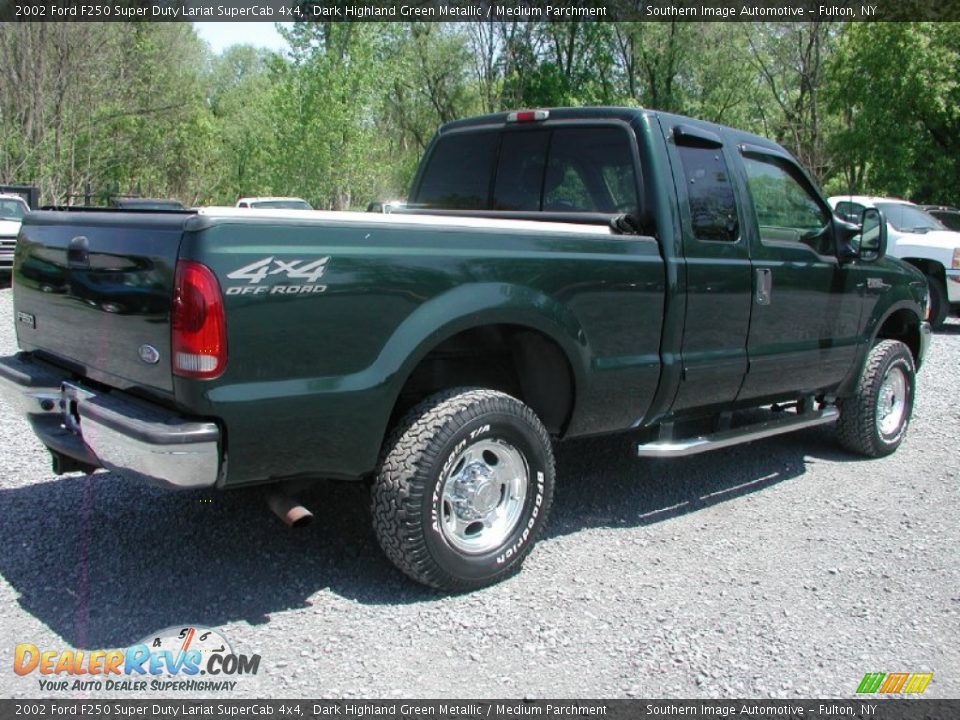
[825,22,960,202]
[1,20,957,208]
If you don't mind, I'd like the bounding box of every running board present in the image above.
[636,407,839,458]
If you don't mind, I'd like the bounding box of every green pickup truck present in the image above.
[0,108,931,590]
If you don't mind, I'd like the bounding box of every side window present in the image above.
[677,145,738,242]
[492,131,549,211]
[543,128,638,213]
[742,155,832,254]
[414,132,498,209]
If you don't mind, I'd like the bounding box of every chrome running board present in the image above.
[636,406,839,458]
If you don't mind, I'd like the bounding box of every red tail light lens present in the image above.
[507,110,549,123]
[172,260,227,379]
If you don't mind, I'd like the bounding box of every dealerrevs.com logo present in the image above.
[14,626,261,693]
[856,672,933,694]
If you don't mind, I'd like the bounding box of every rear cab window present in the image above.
[411,124,640,216]
[414,131,499,210]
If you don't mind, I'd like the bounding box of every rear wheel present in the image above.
[927,275,948,330]
[372,388,555,590]
[837,340,915,457]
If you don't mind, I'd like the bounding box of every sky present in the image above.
[193,22,290,54]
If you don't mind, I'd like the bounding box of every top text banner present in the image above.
[3,0,960,22]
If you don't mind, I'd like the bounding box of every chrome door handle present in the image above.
[756,268,772,305]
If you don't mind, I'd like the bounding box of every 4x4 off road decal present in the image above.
[225,256,330,296]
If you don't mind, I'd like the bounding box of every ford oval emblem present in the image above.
[138,344,160,365]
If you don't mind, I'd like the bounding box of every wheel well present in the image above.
[875,308,922,366]
[391,325,575,435]
[900,257,946,284]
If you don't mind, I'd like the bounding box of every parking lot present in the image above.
[0,284,956,699]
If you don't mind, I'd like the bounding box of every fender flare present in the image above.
[379,283,590,406]
[836,297,924,397]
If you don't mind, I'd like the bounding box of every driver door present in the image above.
[737,147,864,402]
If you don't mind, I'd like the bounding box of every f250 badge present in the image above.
[225,256,330,296]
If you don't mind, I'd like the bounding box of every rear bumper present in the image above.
[0,353,221,489]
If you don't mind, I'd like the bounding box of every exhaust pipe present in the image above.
[267,492,313,528]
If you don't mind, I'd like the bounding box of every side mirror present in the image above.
[835,207,887,263]
[859,207,887,262]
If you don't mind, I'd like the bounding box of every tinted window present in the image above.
[544,128,637,213]
[414,126,638,214]
[414,132,498,209]
[930,209,960,231]
[492,131,549,211]
[677,145,738,242]
[875,203,945,233]
[743,156,831,254]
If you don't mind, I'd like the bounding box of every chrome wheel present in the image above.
[876,365,908,436]
[439,438,529,554]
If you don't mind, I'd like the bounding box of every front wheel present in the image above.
[837,340,916,457]
[372,388,555,590]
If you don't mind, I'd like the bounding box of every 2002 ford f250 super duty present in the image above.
[0,108,932,590]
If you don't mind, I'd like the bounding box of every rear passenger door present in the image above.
[736,147,863,401]
[666,125,753,412]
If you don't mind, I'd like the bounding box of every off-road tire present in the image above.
[837,340,915,457]
[927,275,948,330]
[372,388,555,591]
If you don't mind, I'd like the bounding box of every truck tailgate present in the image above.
[13,210,188,394]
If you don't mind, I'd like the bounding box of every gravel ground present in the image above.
[0,285,956,700]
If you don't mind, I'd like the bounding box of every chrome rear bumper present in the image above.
[0,353,220,488]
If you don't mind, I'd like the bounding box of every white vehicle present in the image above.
[829,195,960,328]
[235,196,312,210]
[0,194,30,275]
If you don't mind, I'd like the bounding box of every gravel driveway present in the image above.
[0,285,956,699]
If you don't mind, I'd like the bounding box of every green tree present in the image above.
[826,22,960,203]
[206,44,277,203]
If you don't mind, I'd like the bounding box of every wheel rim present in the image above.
[439,438,529,554]
[876,365,908,436]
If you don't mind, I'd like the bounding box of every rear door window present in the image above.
[677,145,738,242]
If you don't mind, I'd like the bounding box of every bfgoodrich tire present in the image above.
[837,340,916,458]
[372,388,555,590]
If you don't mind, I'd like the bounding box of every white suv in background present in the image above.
[829,195,960,329]
[0,194,30,277]
[235,197,312,210]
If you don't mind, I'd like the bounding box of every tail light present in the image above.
[172,260,227,379]
[507,110,549,123]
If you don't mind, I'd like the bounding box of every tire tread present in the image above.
[837,340,914,457]
[371,387,554,590]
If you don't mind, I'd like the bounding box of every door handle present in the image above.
[755,268,772,305]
